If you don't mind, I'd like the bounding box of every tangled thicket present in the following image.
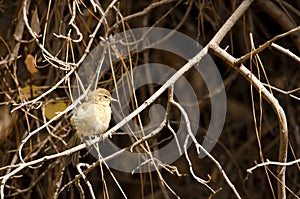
[0,0,299,198]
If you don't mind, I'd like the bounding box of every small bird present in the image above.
[66,88,115,166]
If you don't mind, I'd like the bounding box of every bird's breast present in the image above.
[73,103,112,136]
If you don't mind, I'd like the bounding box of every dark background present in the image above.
[0,0,299,198]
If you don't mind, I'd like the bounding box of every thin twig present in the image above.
[247,158,300,174]
[235,26,300,65]
[169,84,241,198]
[271,43,300,63]
[210,44,288,199]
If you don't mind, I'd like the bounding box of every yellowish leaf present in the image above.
[19,85,40,100]
[45,102,67,120]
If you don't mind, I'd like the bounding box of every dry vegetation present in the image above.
[0,0,299,198]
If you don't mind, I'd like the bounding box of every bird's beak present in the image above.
[111,97,118,102]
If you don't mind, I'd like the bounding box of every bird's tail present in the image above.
[64,133,81,167]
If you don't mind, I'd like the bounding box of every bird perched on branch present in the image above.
[66,88,116,166]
